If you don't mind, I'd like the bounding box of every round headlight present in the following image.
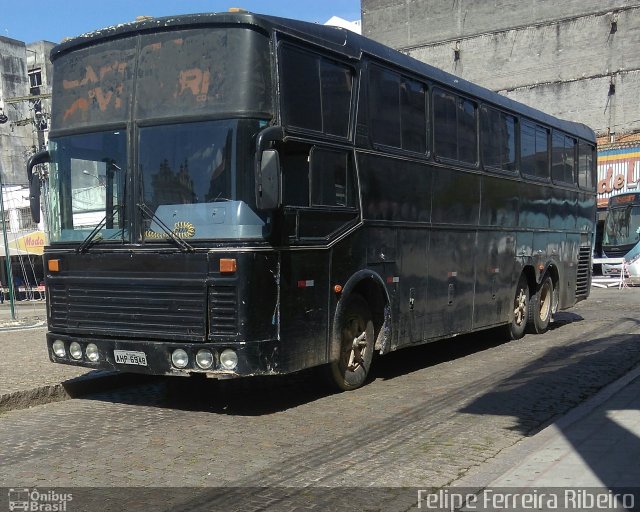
[195,349,214,370]
[171,349,189,369]
[86,343,99,362]
[69,342,83,360]
[220,349,238,370]
[52,340,66,358]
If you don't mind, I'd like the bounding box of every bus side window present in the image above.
[552,131,577,184]
[481,106,516,172]
[521,120,549,179]
[280,142,311,207]
[433,88,457,160]
[369,65,401,148]
[310,148,356,208]
[578,142,595,189]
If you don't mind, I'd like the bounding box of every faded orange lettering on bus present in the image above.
[62,62,128,119]
[175,68,210,102]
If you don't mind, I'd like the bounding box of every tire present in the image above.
[327,293,375,391]
[528,275,553,334]
[506,274,529,340]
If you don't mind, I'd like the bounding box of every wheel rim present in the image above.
[514,287,527,326]
[539,281,551,321]
[342,315,368,372]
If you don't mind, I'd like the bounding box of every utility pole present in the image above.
[0,169,16,320]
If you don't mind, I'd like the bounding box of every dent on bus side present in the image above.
[27,149,50,223]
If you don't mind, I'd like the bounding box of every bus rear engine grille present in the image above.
[576,247,591,298]
[49,281,206,338]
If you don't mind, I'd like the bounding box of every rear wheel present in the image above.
[529,275,553,334]
[507,274,529,340]
[327,293,375,391]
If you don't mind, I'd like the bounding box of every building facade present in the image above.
[362,0,640,253]
[0,36,53,294]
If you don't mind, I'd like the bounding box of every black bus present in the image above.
[28,11,596,390]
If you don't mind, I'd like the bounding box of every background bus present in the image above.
[601,192,640,284]
[28,11,596,391]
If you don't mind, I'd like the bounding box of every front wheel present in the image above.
[327,293,375,391]
[529,275,553,334]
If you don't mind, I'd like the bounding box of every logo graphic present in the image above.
[7,489,29,511]
[7,488,73,511]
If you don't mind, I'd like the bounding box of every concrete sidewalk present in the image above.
[457,365,640,496]
[0,311,141,413]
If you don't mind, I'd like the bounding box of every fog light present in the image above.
[171,349,189,369]
[52,340,66,358]
[70,342,83,360]
[220,349,238,370]
[86,343,99,362]
[196,349,214,369]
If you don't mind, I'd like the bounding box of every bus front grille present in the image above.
[208,285,238,336]
[576,247,591,298]
[603,247,628,258]
[49,280,207,339]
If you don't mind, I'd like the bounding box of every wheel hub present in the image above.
[347,332,367,371]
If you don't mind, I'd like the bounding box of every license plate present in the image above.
[114,350,148,366]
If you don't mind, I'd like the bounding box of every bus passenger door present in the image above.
[278,142,360,370]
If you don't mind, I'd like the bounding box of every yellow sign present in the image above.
[8,231,46,255]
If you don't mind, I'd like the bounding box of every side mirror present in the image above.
[256,149,281,210]
[27,150,50,224]
[255,126,283,211]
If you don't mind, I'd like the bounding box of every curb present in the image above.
[0,320,46,331]
[0,371,157,414]
[454,363,640,488]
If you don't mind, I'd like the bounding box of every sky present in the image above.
[1,0,362,44]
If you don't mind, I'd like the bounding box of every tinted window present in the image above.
[433,89,458,160]
[578,142,595,189]
[311,148,356,207]
[458,98,477,164]
[280,47,321,131]
[280,142,311,207]
[481,106,516,172]
[279,45,353,137]
[521,120,549,179]
[433,88,477,164]
[401,78,427,153]
[369,66,428,153]
[369,66,401,147]
[552,132,576,184]
[321,60,353,137]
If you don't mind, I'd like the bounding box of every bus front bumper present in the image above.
[46,333,281,378]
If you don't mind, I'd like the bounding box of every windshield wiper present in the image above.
[76,205,123,254]
[137,203,194,253]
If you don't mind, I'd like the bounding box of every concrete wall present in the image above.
[363,0,639,48]
[0,36,32,185]
[362,0,640,137]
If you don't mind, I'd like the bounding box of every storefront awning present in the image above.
[0,230,46,257]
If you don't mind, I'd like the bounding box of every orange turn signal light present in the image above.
[333,284,343,293]
[48,259,60,272]
[219,258,237,273]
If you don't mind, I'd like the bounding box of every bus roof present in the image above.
[50,11,595,143]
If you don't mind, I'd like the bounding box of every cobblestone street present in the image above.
[0,288,639,508]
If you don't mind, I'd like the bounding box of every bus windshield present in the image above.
[48,130,128,243]
[603,205,640,246]
[47,119,271,244]
[140,118,270,241]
